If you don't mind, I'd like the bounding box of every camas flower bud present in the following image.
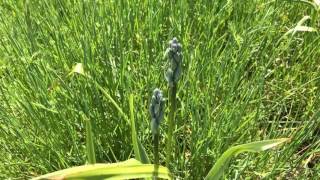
[165,37,182,86]
[149,88,165,135]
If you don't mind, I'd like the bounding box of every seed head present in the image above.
[149,88,165,135]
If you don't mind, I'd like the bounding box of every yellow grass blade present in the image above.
[32,159,171,180]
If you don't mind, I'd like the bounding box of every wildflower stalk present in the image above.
[164,38,182,167]
[153,130,160,179]
[166,82,177,166]
[154,130,160,166]
[150,88,165,169]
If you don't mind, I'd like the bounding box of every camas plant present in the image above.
[159,38,289,179]
[164,37,182,167]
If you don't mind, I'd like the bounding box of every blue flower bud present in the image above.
[149,88,165,135]
[165,37,182,86]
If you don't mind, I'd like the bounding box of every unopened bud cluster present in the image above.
[149,88,165,135]
[165,37,182,87]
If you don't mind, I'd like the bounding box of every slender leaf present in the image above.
[82,114,96,164]
[284,16,317,37]
[205,138,289,180]
[278,16,317,44]
[129,94,150,164]
[94,82,130,125]
[68,63,96,164]
[293,0,319,10]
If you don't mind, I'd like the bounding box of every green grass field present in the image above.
[0,0,319,179]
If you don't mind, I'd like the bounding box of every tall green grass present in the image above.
[0,0,319,179]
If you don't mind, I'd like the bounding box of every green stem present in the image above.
[154,133,159,165]
[84,114,96,164]
[166,82,177,167]
[153,132,159,179]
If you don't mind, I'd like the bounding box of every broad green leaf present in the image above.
[129,94,150,164]
[205,138,289,180]
[32,159,171,180]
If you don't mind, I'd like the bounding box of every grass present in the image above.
[0,0,319,179]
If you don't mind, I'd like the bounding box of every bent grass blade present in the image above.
[205,138,290,180]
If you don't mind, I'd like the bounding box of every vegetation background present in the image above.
[0,0,319,179]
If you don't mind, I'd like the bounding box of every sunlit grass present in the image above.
[0,0,319,179]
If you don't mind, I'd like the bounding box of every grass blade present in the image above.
[82,114,96,164]
[205,138,290,180]
[94,82,130,125]
[284,15,317,36]
[129,94,150,164]
[68,63,130,125]
[293,0,319,10]
[68,63,96,164]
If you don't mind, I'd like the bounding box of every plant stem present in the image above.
[166,82,177,167]
[153,132,159,179]
[84,114,96,164]
[154,132,159,165]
